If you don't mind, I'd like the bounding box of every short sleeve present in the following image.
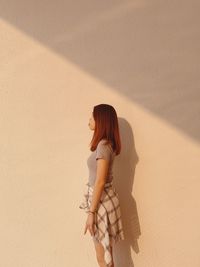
[96,141,111,161]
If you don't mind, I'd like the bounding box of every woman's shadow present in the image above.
[112,117,141,267]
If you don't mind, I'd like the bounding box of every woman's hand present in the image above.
[84,213,95,236]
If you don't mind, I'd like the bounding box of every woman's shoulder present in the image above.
[98,139,114,153]
[95,139,115,161]
[98,139,110,146]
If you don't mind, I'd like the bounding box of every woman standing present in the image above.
[79,104,125,267]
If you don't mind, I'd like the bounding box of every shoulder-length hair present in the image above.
[90,104,121,155]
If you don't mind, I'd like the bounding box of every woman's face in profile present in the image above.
[88,112,95,131]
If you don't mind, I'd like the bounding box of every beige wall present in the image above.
[0,1,200,267]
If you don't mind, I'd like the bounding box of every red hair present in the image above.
[90,104,121,155]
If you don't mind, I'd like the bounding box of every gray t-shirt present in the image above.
[87,139,116,187]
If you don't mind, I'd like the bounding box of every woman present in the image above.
[79,104,125,267]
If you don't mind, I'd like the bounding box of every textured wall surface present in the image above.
[0,1,200,266]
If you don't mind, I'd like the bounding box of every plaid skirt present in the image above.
[79,181,125,267]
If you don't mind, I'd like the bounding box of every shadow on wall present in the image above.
[1,0,200,142]
[113,118,140,267]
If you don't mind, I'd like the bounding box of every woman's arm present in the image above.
[84,158,109,236]
[89,158,109,212]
